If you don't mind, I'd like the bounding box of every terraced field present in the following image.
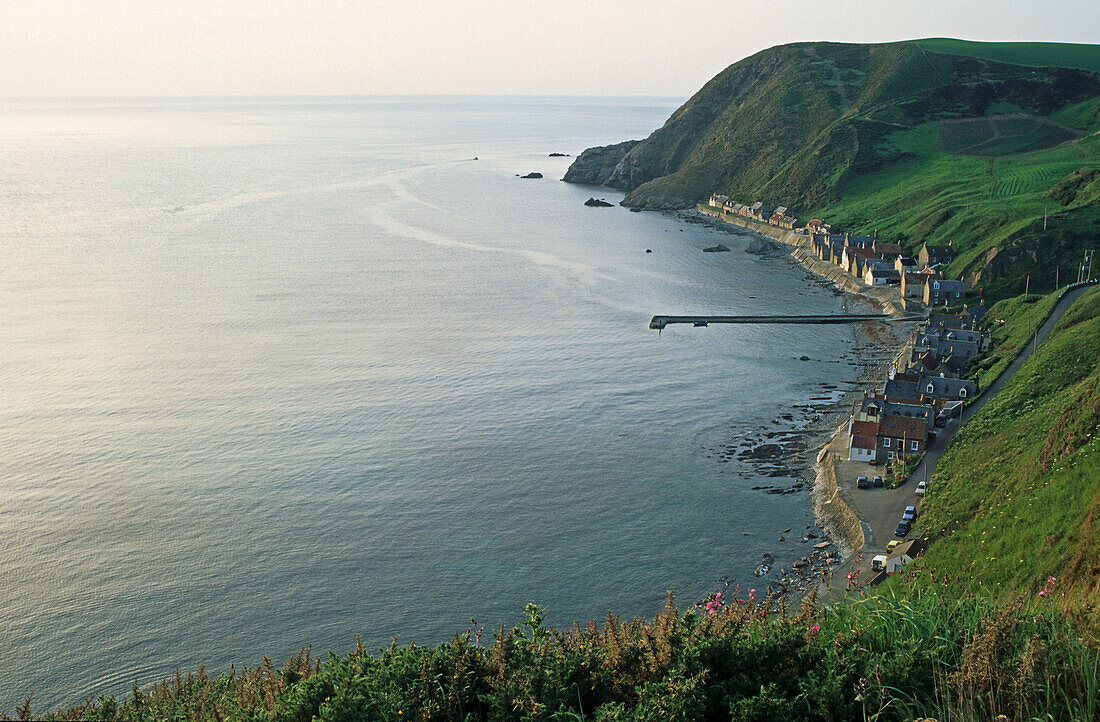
[990,146,1085,198]
[938,114,1080,156]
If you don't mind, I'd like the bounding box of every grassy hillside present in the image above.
[566,39,1100,302]
[916,38,1100,74]
[901,286,1100,601]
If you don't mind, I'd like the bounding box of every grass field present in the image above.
[938,115,1079,156]
[810,127,1097,298]
[916,38,1100,74]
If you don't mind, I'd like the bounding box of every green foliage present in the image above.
[968,289,1061,392]
[22,588,1100,721]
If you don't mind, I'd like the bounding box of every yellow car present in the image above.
[886,540,901,554]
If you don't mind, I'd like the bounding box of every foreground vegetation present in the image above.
[14,587,1100,722]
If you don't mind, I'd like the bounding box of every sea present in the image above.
[0,96,864,709]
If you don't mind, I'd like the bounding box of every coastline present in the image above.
[683,206,918,590]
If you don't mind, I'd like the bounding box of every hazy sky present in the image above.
[2,0,1097,97]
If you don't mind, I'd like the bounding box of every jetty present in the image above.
[649,314,898,330]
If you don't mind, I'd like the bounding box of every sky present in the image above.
[1,0,1097,97]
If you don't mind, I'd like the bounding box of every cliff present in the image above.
[565,39,1100,301]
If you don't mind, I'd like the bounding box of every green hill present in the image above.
[917,38,1100,74]
[564,39,1100,302]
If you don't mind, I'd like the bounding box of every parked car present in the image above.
[915,480,927,496]
[856,476,870,489]
[871,554,887,571]
[894,520,911,537]
[935,414,947,428]
[886,540,901,554]
[873,475,884,488]
[903,505,917,522]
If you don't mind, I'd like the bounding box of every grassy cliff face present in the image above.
[568,39,1100,302]
[904,286,1100,601]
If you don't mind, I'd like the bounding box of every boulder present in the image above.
[584,198,614,207]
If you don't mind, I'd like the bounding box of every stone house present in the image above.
[924,279,966,306]
[848,420,879,463]
[919,243,956,268]
[876,414,927,463]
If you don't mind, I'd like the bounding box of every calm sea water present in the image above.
[0,96,862,709]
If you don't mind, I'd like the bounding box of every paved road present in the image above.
[824,282,1097,591]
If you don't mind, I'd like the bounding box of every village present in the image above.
[705,193,994,586]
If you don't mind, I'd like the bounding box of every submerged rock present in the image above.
[702,244,731,253]
[548,152,570,157]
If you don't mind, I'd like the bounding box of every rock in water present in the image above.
[584,198,614,207]
[548,152,570,157]
[702,244,730,253]
[518,172,543,179]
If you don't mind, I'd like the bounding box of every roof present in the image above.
[920,375,978,397]
[964,304,988,322]
[923,244,955,255]
[883,379,920,402]
[938,339,981,359]
[851,420,879,437]
[878,414,927,439]
[851,434,877,450]
[873,242,903,255]
[904,273,931,286]
[931,280,967,293]
[884,401,935,425]
[774,206,788,215]
[890,539,925,559]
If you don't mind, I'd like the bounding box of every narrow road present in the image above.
[824,282,1097,591]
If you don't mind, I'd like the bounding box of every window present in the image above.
[911,440,919,451]
[887,451,895,460]
[883,438,891,448]
[927,383,935,393]
[960,388,967,398]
